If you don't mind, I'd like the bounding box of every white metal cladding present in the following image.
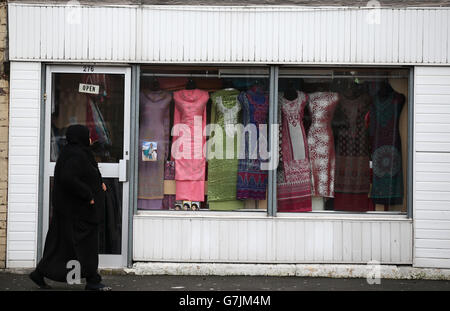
[7,62,41,268]
[414,66,450,269]
[7,4,450,64]
[134,215,413,264]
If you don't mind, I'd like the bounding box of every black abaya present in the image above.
[36,125,104,284]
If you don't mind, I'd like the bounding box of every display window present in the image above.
[137,66,271,211]
[136,66,410,214]
[50,73,125,163]
[276,68,410,213]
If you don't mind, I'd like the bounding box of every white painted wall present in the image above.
[134,213,413,264]
[414,66,450,269]
[7,62,41,268]
[7,4,450,65]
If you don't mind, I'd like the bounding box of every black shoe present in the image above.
[85,282,112,291]
[29,270,52,289]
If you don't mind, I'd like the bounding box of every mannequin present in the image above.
[312,197,325,211]
[222,79,236,90]
[369,78,405,209]
[149,77,160,91]
[283,80,298,101]
[186,77,197,90]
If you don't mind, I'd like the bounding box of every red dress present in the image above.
[307,92,339,198]
[172,89,209,202]
[277,92,312,212]
[333,92,374,212]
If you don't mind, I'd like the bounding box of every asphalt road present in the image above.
[1,272,450,291]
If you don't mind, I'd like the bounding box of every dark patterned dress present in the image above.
[236,87,269,200]
[369,88,405,205]
[333,92,373,211]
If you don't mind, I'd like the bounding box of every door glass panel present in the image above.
[50,73,125,163]
[49,177,123,255]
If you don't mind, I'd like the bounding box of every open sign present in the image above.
[79,83,100,95]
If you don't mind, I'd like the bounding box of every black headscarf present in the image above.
[64,124,99,170]
[66,124,90,147]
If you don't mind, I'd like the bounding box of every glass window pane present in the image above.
[50,73,125,163]
[137,66,270,212]
[276,68,409,213]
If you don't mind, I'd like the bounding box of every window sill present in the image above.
[135,210,410,221]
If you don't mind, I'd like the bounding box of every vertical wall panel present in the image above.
[295,221,305,261]
[361,223,372,262]
[333,221,343,261]
[351,222,362,262]
[398,9,406,63]
[305,221,315,261]
[313,221,324,261]
[320,10,328,63]
[323,221,333,261]
[448,10,450,63]
[414,67,450,269]
[7,62,41,268]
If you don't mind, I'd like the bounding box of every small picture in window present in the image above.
[142,141,157,162]
[174,200,183,210]
[182,201,192,210]
[191,201,200,211]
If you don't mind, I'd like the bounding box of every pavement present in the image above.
[1,270,450,291]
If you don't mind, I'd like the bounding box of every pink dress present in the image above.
[277,92,312,212]
[307,92,339,198]
[172,89,209,202]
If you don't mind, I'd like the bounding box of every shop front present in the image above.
[5,3,450,270]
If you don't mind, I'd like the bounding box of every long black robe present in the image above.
[36,125,105,284]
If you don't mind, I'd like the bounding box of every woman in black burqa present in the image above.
[29,124,111,291]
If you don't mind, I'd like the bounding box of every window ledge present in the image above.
[135,210,411,221]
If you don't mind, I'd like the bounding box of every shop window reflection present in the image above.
[50,73,125,163]
[137,66,270,212]
[276,68,409,214]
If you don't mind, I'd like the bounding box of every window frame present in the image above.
[131,65,413,219]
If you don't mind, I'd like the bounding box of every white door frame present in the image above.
[42,64,131,268]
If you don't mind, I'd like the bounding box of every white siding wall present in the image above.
[7,4,450,65]
[415,66,450,269]
[7,62,41,268]
[134,215,413,264]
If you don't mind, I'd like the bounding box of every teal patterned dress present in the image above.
[369,85,405,206]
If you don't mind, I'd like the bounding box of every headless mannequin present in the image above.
[149,77,160,91]
[378,78,394,99]
[222,79,236,90]
[283,80,298,101]
[186,78,196,90]
[374,79,404,212]
[251,79,261,90]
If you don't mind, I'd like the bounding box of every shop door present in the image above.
[42,65,131,268]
